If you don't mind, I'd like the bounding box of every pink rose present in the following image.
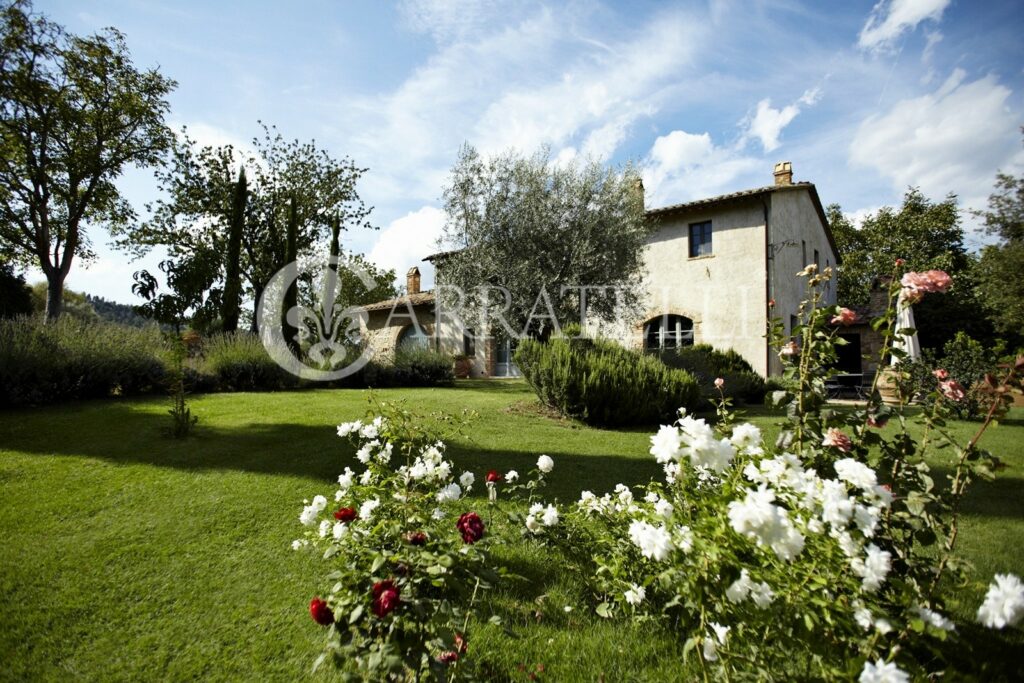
[714,377,725,389]
[932,368,949,380]
[895,258,905,267]
[939,379,966,402]
[901,270,952,303]
[822,428,853,453]
[830,307,856,326]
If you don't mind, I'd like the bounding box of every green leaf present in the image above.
[595,602,612,618]
[349,604,364,624]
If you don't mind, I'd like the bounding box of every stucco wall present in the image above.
[593,199,771,375]
[766,189,839,374]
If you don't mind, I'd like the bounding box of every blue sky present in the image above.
[30,0,1024,302]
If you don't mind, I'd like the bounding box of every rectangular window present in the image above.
[688,221,712,257]
[801,240,807,268]
[814,249,820,270]
[463,329,476,357]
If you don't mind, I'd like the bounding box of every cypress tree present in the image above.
[222,167,247,332]
[282,195,299,354]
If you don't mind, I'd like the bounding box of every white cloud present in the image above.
[858,0,950,52]
[642,130,761,207]
[742,88,822,152]
[849,69,1024,212]
[399,0,523,44]
[473,13,699,157]
[367,206,446,289]
[331,6,701,206]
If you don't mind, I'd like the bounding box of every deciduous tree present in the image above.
[0,0,175,320]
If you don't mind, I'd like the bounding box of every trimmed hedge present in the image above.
[0,316,166,407]
[658,344,766,405]
[515,335,700,426]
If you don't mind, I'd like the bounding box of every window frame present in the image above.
[688,221,713,258]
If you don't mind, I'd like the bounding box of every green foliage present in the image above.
[84,293,158,328]
[298,399,499,679]
[827,190,992,349]
[658,344,766,405]
[437,144,648,337]
[0,316,166,406]
[114,121,374,329]
[200,332,294,392]
[973,167,1024,343]
[514,335,700,426]
[0,262,33,318]
[0,1,175,319]
[900,333,1001,420]
[358,348,455,388]
[166,339,198,438]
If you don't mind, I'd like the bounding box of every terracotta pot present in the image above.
[453,357,471,379]
[877,366,901,405]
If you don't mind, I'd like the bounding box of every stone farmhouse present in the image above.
[359,162,845,378]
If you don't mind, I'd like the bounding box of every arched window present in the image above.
[643,314,694,351]
[397,324,429,351]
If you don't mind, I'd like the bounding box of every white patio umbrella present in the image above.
[891,295,922,365]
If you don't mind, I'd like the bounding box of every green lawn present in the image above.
[1,380,1022,681]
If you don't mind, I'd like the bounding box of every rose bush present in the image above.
[294,263,1023,680]
[293,400,507,679]
[508,264,1023,680]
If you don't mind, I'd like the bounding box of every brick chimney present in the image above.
[773,161,793,186]
[406,266,421,295]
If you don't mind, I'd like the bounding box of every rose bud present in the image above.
[485,469,503,484]
[866,414,889,429]
[455,632,467,654]
[309,597,334,626]
[438,651,459,664]
[932,368,949,381]
[404,531,427,546]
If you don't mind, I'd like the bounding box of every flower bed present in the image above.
[295,264,1024,680]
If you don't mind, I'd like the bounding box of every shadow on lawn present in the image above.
[2,398,1019,519]
[0,399,661,496]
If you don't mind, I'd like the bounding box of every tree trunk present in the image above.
[251,283,263,333]
[44,272,65,322]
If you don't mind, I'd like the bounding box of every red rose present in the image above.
[372,579,400,618]
[456,512,485,544]
[309,597,334,626]
[895,258,905,267]
[334,506,357,522]
[404,531,427,546]
[866,414,889,429]
[438,651,459,664]
[485,469,503,484]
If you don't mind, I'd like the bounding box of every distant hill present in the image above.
[84,294,155,328]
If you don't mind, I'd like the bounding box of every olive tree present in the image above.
[437,144,648,340]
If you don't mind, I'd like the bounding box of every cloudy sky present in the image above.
[29,0,1024,302]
